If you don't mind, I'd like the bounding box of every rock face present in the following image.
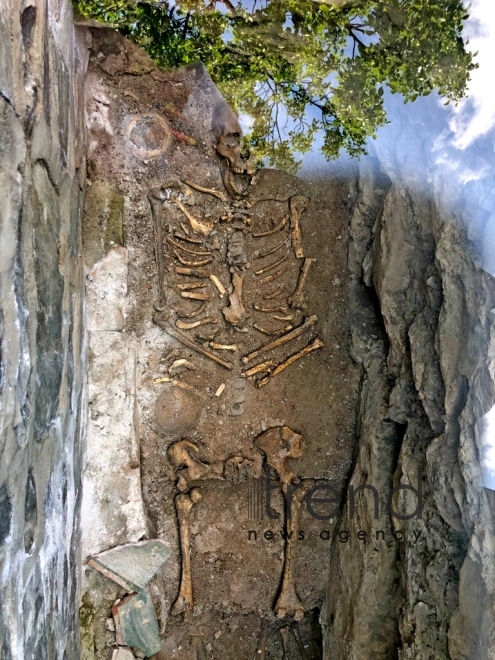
[324,99,495,659]
[0,0,88,656]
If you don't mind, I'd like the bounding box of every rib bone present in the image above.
[255,255,287,276]
[253,214,288,238]
[254,323,293,336]
[174,198,213,236]
[253,303,288,313]
[289,258,314,310]
[175,266,211,278]
[175,317,219,330]
[181,291,211,301]
[289,195,307,259]
[257,337,323,388]
[222,271,247,327]
[177,302,207,318]
[259,266,287,285]
[177,282,207,291]
[183,179,228,202]
[263,285,286,300]
[258,237,289,259]
[173,249,212,267]
[174,231,203,244]
[171,488,202,619]
[242,315,318,364]
[169,237,210,256]
[154,317,233,370]
[168,441,210,491]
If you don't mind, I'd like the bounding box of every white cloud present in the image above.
[448,0,495,149]
[480,404,495,491]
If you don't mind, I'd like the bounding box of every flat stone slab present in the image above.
[111,648,135,660]
[89,540,171,592]
[113,588,161,657]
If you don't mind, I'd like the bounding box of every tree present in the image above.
[74,0,476,172]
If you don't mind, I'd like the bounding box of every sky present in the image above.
[298,0,495,490]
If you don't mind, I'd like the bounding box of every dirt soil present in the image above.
[83,27,360,660]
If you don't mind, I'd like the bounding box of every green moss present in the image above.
[79,593,97,660]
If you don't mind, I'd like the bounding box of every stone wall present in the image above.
[0,0,88,656]
[324,96,495,659]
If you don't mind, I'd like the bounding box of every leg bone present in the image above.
[275,487,306,621]
[171,488,202,619]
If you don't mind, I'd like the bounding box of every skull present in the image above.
[216,132,257,175]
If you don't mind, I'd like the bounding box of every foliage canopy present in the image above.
[74,0,476,172]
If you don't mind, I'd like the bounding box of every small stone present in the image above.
[106,618,115,632]
[111,648,135,660]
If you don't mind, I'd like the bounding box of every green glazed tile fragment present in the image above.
[113,588,161,656]
[89,540,171,592]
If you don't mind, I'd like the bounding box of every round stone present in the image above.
[126,113,170,160]
[154,384,202,435]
